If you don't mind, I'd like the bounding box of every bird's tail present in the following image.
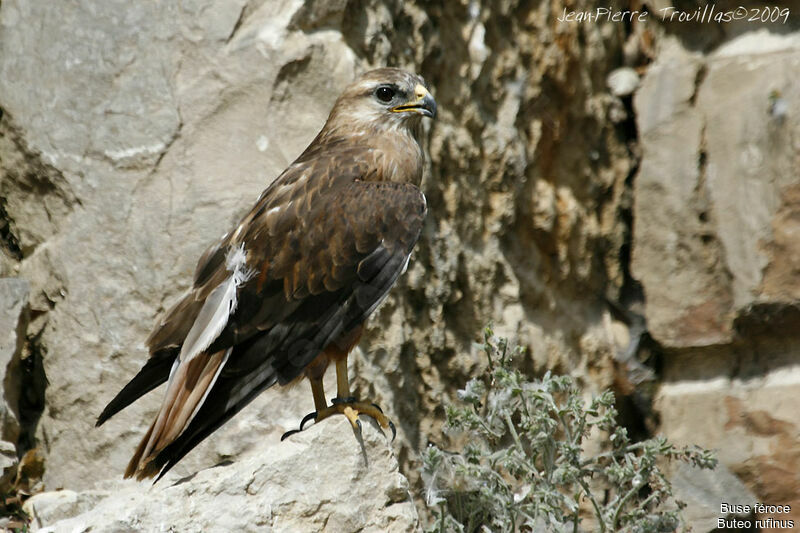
[96,350,175,427]
[125,347,230,480]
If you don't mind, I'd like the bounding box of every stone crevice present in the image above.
[0,199,23,264]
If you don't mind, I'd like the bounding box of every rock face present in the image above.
[0,278,29,489]
[670,461,758,532]
[0,0,635,499]
[24,417,419,532]
[2,0,800,530]
[634,26,800,527]
[633,31,800,348]
[0,279,27,442]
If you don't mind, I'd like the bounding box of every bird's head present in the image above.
[324,68,436,136]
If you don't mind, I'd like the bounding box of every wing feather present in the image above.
[125,348,230,479]
[179,246,253,365]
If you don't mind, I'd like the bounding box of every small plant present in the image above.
[1,448,44,533]
[1,491,31,533]
[422,326,717,533]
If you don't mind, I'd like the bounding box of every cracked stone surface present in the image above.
[633,31,800,348]
[0,0,636,497]
[24,417,419,532]
[635,28,800,525]
[0,278,28,490]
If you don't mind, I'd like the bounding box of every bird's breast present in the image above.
[370,133,424,185]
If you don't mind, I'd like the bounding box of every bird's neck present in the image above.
[312,124,424,185]
[368,128,424,185]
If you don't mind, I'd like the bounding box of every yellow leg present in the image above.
[282,354,396,441]
[310,377,327,412]
[335,356,351,399]
[314,401,393,437]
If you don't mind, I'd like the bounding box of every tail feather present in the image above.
[151,360,279,482]
[132,339,280,482]
[161,348,231,449]
[124,348,230,479]
[96,350,176,427]
[124,413,157,478]
[179,248,253,365]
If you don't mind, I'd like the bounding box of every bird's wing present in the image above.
[107,150,427,479]
[223,174,428,385]
[95,158,325,427]
[95,217,243,428]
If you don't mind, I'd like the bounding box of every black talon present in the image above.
[370,403,383,414]
[389,420,396,442]
[300,411,318,430]
[281,429,300,441]
[281,411,319,441]
[356,419,362,433]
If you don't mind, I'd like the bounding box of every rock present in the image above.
[633,32,800,348]
[606,67,639,97]
[0,440,17,493]
[19,489,107,528]
[657,351,800,528]
[0,278,29,489]
[634,26,800,524]
[13,447,45,496]
[24,417,419,532]
[631,37,726,348]
[670,460,757,532]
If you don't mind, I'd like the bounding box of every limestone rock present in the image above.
[633,32,800,348]
[0,0,634,497]
[635,26,800,524]
[670,460,757,532]
[20,489,107,529]
[24,417,419,533]
[0,278,29,490]
[606,67,639,97]
[657,348,800,527]
[0,440,17,494]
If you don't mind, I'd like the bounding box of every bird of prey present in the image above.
[96,68,436,481]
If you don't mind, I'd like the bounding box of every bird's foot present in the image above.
[280,399,396,441]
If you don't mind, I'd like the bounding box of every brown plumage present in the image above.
[96,68,436,481]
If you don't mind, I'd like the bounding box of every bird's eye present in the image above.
[375,86,395,102]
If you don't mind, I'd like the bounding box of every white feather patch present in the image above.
[179,245,254,364]
[401,253,411,275]
[186,347,232,427]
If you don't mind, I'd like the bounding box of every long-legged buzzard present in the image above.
[96,68,436,481]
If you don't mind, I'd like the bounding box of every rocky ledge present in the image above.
[24,417,418,532]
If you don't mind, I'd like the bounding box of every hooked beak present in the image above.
[392,84,437,119]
